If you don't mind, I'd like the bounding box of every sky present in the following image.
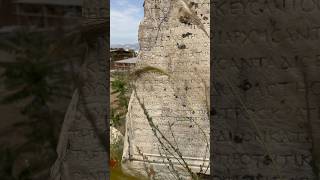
[110,0,144,45]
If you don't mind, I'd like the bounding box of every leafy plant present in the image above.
[0,30,72,113]
[111,73,131,131]
[111,108,123,127]
[111,78,129,109]
[0,29,74,179]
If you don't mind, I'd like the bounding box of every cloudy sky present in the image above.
[110,0,144,45]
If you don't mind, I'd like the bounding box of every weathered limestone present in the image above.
[110,126,123,146]
[50,0,109,179]
[122,0,210,179]
[212,0,320,179]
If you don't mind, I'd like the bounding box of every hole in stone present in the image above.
[177,43,186,49]
[238,79,252,91]
[263,155,272,165]
[179,16,192,25]
[233,135,243,143]
[182,32,193,38]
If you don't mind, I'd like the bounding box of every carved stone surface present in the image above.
[211,0,320,179]
[50,0,109,179]
[111,126,123,145]
[122,0,210,179]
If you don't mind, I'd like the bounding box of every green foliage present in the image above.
[110,166,144,180]
[111,73,131,129]
[110,108,123,127]
[0,30,72,112]
[111,78,129,108]
[110,135,124,165]
[0,30,73,179]
[110,134,142,179]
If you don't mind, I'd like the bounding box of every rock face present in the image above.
[212,0,320,179]
[110,126,123,146]
[50,0,109,179]
[122,0,210,179]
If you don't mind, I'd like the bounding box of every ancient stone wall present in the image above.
[122,0,210,179]
[50,0,109,179]
[212,0,320,179]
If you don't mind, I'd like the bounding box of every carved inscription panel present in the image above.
[122,0,210,179]
[212,0,320,179]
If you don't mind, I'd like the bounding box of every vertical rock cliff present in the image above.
[122,0,210,179]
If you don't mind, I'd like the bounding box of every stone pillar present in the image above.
[50,0,109,179]
[122,0,210,179]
